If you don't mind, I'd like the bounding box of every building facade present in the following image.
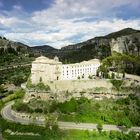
[31,56,100,84]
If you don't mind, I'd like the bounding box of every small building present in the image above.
[31,56,100,84]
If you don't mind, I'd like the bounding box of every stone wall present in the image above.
[47,79,112,92]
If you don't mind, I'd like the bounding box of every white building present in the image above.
[31,56,100,84]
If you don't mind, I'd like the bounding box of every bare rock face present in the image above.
[0,37,29,54]
[110,33,140,56]
[61,28,140,57]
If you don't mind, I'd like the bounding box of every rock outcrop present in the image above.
[61,28,140,56]
[110,33,140,56]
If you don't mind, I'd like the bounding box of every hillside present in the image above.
[0,37,36,69]
[0,37,29,54]
[32,45,57,53]
[62,28,140,50]
[58,28,140,63]
[61,28,140,55]
[0,28,140,85]
[1,28,140,64]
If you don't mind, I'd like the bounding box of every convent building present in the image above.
[31,56,100,84]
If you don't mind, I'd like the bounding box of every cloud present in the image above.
[0,15,20,26]
[32,0,140,21]
[4,18,140,48]
[0,0,140,48]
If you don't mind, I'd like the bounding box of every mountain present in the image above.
[62,28,140,54]
[32,45,58,53]
[0,36,39,68]
[59,28,140,62]
[0,28,140,64]
[0,37,29,55]
[105,28,140,39]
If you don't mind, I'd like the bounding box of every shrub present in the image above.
[88,75,93,79]
[77,76,80,79]
[110,79,124,92]
[0,117,46,135]
[26,77,34,89]
[96,123,103,133]
[35,82,50,91]
[58,98,78,113]
[111,72,115,79]
[2,89,25,103]
[12,99,33,113]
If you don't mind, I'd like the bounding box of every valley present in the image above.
[0,28,140,140]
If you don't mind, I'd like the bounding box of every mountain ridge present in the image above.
[0,28,140,60]
[61,28,140,51]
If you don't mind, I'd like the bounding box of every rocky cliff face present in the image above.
[61,28,140,56]
[110,33,140,56]
[0,28,140,61]
[0,37,29,54]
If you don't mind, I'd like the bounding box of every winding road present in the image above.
[1,101,140,132]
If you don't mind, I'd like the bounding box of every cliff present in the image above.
[61,28,140,57]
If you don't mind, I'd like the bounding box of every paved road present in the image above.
[1,101,140,132]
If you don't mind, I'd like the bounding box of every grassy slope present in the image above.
[4,130,110,140]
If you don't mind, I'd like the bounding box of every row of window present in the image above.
[62,64,94,69]
[62,68,96,74]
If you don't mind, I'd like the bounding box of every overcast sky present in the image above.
[0,0,140,48]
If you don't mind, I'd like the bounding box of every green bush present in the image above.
[58,98,78,113]
[0,117,46,135]
[26,77,34,89]
[110,79,124,92]
[2,89,25,103]
[35,82,50,91]
[96,123,103,133]
[12,99,33,113]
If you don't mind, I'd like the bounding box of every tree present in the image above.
[88,75,93,79]
[77,76,80,79]
[45,114,58,130]
[96,71,99,77]
[111,72,115,79]
[110,79,124,93]
[0,85,5,93]
[96,123,103,133]
[35,82,50,91]
[122,71,125,79]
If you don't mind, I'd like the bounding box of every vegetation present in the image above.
[97,123,103,133]
[59,44,111,64]
[99,52,140,76]
[12,95,140,128]
[3,129,139,140]
[0,66,31,85]
[0,53,34,69]
[110,79,124,93]
[35,82,50,91]
[0,92,63,140]
[1,89,25,103]
[12,98,51,114]
[26,78,50,91]
[58,96,140,127]
[1,93,140,139]
[0,117,64,139]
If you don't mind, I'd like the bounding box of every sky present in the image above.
[0,0,140,49]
